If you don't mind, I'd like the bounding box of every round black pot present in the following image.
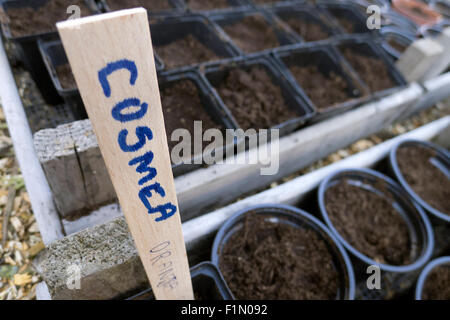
[415,256,450,300]
[211,204,356,300]
[389,139,450,224]
[318,168,434,299]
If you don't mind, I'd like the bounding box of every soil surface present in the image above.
[106,0,173,11]
[337,17,356,33]
[160,79,222,153]
[155,34,221,69]
[6,0,93,37]
[388,39,407,53]
[185,0,230,10]
[56,64,76,89]
[422,265,450,300]
[215,66,297,130]
[219,214,340,300]
[222,15,280,53]
[342,47,395,93]
[289,65,350,110]
[284,18,329,41]
[396,145,450,214]
[325,179,411,265]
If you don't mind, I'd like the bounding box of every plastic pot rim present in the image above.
[318,167,434,274]
[211,203,356,300]
[415,256,450,300]
[389,139,450,223]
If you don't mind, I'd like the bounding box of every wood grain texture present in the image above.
[57,9,193,299]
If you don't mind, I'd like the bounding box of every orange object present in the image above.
[392,0,442,26]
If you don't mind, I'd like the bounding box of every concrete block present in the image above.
[396,38,444,82]
[424,27,450,80]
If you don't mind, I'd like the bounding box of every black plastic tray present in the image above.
[0,0,100,104]
[158,69,238,176]
[318,2,378,35]
[273,44,370,123]
[332,36,408,99]
[127,262,234,300]
[210,7,297,55]
[268,3,337,43]
[101,0,185,15]
[183,0,250,13]
[379,26,416,61]
[203,55,315,137]
[150,14,239,72]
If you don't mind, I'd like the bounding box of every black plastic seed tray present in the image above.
[318,2,378,36]
[203,55,315,137]
[268,2,337,43]
[101,0,185,15]
[247,0,307,7]
[379,26,416,61]
[273,44,370,123]
[210,7,297,55]
[158,69,238,176]
[38,39,164,119]
[0,0,100,104]
[183,0,250,13]
[150,14,239,72]
[127,262,234,300]
[332,35,407,99]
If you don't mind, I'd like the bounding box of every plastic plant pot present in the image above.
[150,15,239,71]
[0,0,100,105]
[380,27,416,60]
[158,70,238,177]
[334,36,407,99]
[273,44,370,123]
[38,39,164,120]
[127,262,234,300]
[318,2,377,35]
[268,3,336,42]
[210,8,297,55]
[392,0,443,26]
[415,256,450,300]
[431,0,450,19]
[389,139,450,224]
[211,204,355,300]
[318,168,434,299]
[101,0,184,16]
[203,55,315,138]
[381,11,420,35]
[183,0,249,13]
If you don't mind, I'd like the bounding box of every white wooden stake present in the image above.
[57,8,193,300]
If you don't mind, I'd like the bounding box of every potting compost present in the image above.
[1,0,450,302]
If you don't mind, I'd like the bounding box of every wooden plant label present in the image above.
[57,8,193,300]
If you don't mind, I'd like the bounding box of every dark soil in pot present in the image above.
[222,15,280,53]
[214,66,297,130]
[185,0,230,10]
[6,0,93,37]
[341,47,395,93]
[105,0,172,11]
[56,64,76,90]
[155,34,222,69]
[396,145,450,214]
[421,265,450,300]
[325,179,411,265]
[219,214,340,299]
[160,79,223,153]
[337,17,356,33]
[388,38,408,53]
[288,65,351,110]
[284,18,330,41]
